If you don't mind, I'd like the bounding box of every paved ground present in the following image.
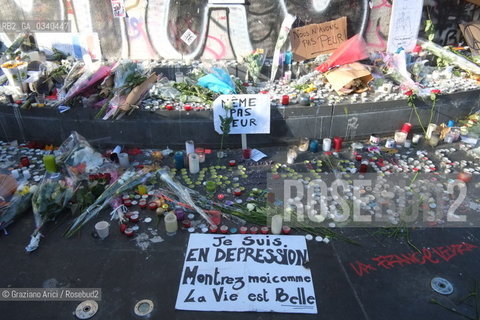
[1,143,480,319]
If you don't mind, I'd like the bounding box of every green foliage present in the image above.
[425,19,435,42]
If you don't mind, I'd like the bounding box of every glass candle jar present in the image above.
[195,148,205,163]
[185,140,195,155]
[174,151,184,169]
[188,153,200,174]
[429,133,440,147]
[298,137,309,152]
[287,147,298,164]
[43,155,57,172]
[394,130,407,145]
[309,140,319,153]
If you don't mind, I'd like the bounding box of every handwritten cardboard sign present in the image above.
[290,17,347,61]
[213,94,270,134]
[460,23,480,56]
[175,234,317,313]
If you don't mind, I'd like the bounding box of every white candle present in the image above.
[188,153,200,174]
[118,153,130,168]
[412,134,423,144]
[185,140,195,155]
[287,148,297,164]
[112,145,122,155]
[164,212,178,236]
[322,138,332,151]
[426,123,437,140]
[22,169,31,179]
[11,169,19,179]
[271,214,283,235]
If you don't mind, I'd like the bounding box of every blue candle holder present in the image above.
[175,151,184,169]
[309,140,319,153]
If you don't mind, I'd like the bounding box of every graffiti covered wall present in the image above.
[0,0,478,60]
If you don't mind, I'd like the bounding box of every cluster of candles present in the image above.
[1,142,58,183]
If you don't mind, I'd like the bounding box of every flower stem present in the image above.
[428,97,437,126]
[411,102,427,135]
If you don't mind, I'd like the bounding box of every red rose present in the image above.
[404,90,414,96]
[431,89,441,94]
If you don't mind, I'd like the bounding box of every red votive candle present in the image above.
[184,104,192,111]
[148,202,158,210]
[229,160,236,167]
[242,148,252,159]
[220,225,229,234]
[129,213,139,223]
[182,219,191,229]
[165,104,174,111]
[233,188,242,196]
[401,122,412,134]
[20,156,30,167]
[124,199,132,207]
[139,200,147,209]
[239,226,248,234]
[260,226,269,234]
[281,95,290,105]
[333,137,343,152]
[282,226,291,234]
[250,226,258,234]
[124,228,134,237]
[209,225,218,233]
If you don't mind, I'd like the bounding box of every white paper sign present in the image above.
[250,148,267,161]
[386,0,424,53]
[175,234,317,314]
[213,94,271,134]
[181,29,198,46]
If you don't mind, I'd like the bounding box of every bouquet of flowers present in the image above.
[96,61,153,119]
[242,49,266,84]
[55,62,113,107]
[57,61,85,99]
[26,171,77,252]
[420,39,480,75]
[56,131,117,181]
[70,173,111,217]
[64,168,153,237]
[0,174,34,234]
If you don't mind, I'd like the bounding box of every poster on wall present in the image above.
[213,94,271,134]
[175,234,317,314]
[35,33,102,60]
[111,0,126,18]
[386,0,424,53]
